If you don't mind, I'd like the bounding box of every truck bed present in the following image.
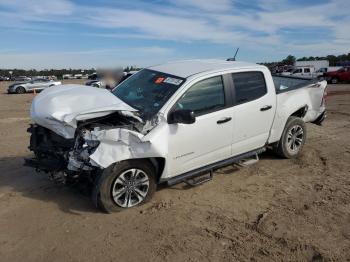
[272,75,318,94]
[267,75,327,145]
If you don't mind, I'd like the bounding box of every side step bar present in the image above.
[183,171,213,186]
[167,147,266,186]
[237,153,259,167]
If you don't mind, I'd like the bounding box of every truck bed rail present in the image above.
[272,75,319,94]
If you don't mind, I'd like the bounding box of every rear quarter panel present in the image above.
[268,81,327,144]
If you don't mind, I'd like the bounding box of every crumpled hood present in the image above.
[30,84,137,138]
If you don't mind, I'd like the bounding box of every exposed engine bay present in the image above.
[25,111,151,184]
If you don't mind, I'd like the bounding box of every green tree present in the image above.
[282,55,296,65]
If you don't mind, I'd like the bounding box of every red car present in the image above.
[324,67,350,84]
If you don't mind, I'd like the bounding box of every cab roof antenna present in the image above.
[227,48,239,61]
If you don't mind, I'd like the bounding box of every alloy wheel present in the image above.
[287,125,304,153]
[112,168,150,208]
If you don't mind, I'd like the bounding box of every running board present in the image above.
[237,153,259,167]
[166,147,266,186]
[183,171,213,186]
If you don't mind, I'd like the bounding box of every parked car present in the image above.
[13,76,31,82]
[0,76,10,81]
[86,71,137,89]
[316,67,343,74]
[88,72,99,80]
[25,60,327,212]
[281,66,318,79]
[119,71,138,83]
[62,74,76,79]
[7,78,62,94]
[74,74,83,79]
[323,67,350,84]
[85,79,103,88]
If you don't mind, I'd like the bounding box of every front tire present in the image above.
[93,160,156,213]
[275,117,306,158]
[15,86,26,94]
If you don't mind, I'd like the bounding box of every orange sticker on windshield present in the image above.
[155,77,165,84]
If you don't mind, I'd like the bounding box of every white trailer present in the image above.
[295,60,329,71]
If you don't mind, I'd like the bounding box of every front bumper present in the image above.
[7,87,17,93]
[25,124,74,172]
[24,156,63,172]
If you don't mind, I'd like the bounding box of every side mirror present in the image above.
[168,109,196,124]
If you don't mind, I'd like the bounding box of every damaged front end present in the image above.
[25,111,150,184]
[25,123,101,184]
[25,84,160,185]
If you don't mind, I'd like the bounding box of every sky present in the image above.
[0,0,349,69]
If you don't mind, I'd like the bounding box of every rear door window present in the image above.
[232,72,267,104]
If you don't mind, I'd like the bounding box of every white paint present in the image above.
[30,60,327,180]
[30,84,137,138]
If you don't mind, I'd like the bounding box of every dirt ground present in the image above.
[0,80,349,262]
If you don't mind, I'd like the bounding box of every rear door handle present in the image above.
[217,117,232,124]
[260,105,272,111]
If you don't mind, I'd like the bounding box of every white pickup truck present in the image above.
[26,60,327,212]
[281,66,318,79]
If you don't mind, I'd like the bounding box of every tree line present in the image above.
[260,53,350,68]
[1,54,349,77]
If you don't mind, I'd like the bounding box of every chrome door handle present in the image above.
[260,105,272,111]
[217,117,232,124]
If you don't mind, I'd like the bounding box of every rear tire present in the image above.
[275,117,306,159]
[15,86,26,94]
[92,160,156,213]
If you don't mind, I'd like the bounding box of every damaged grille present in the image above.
[26,124,75,172]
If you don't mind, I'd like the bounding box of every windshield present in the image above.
[112,69,185,120]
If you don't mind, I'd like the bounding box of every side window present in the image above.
[175,76,225,115]
[304,68,310,73]
[232,72,267,104]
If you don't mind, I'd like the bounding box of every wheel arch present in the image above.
[290,105,308,119]
[109,157,166,183]
[268,105,308,145]
[16,85,27,92]
[147,157,166,183]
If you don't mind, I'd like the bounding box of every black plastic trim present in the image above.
[312,111,326,126]
[165,147,266,186]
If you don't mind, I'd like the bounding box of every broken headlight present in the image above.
[84,140,100,148]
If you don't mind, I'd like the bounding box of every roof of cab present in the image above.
[148,59,265,78]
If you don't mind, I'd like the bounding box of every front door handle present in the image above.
[260,105,272,111]
[217,117,232,124]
